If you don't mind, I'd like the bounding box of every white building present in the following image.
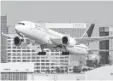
[0,63,34,81]
[0,63,34,72]
[109,27,113,64]
[46,23,86,37]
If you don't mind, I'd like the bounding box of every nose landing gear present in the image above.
[61,46,70,55]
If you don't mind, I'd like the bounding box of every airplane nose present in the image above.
[15,25,23,33]
[15,25,18,30]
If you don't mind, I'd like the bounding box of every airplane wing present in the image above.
[1,32,14,38]
[89,49,113,52]
[75,36,113,44]
[1,32,40,52]
[50,37,62,45]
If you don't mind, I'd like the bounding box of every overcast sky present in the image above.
[1,1,113,28]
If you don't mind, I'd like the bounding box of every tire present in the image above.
[38,52,46,55]
[62,52,69,55]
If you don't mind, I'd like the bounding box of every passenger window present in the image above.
[18,23,25,25]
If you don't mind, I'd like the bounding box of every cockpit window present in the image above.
[18,23,25,25]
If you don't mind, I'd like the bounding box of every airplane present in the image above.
[2,21,113,55]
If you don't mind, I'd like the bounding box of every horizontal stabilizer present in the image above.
[1,32,14,38]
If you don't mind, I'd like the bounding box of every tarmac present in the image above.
[85,64,113,80]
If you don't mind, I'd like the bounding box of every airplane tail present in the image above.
[82,23,95,37]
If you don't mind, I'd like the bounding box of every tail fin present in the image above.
[82,23,95,37]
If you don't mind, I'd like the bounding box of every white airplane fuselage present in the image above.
[15,21,88,55]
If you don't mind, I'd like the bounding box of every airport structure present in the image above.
[46,23,86,37]
[109,27,113,64]
[0,63,34,81]
[99,27,113,64]
[0,15,8,63]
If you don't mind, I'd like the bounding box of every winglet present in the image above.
[82,23,95,37]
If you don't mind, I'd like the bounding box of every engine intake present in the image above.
[62,36,76,47]
[14,37,23,46]
[14,36,30,47]
[62,36,68,44]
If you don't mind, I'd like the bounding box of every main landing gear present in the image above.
[62,52,69,55]
[38,45,46,55]
[61,46,70,55]
[38,52,46,55]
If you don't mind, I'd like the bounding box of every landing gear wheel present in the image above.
[38,45,46,55]
[38,52,46,55]
[62,52,69,55]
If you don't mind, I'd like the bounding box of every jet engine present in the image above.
[13,36,29,47]
[61,36,76,47]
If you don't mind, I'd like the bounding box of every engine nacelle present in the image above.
[13,36,29,47]
[61,36,76,47]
